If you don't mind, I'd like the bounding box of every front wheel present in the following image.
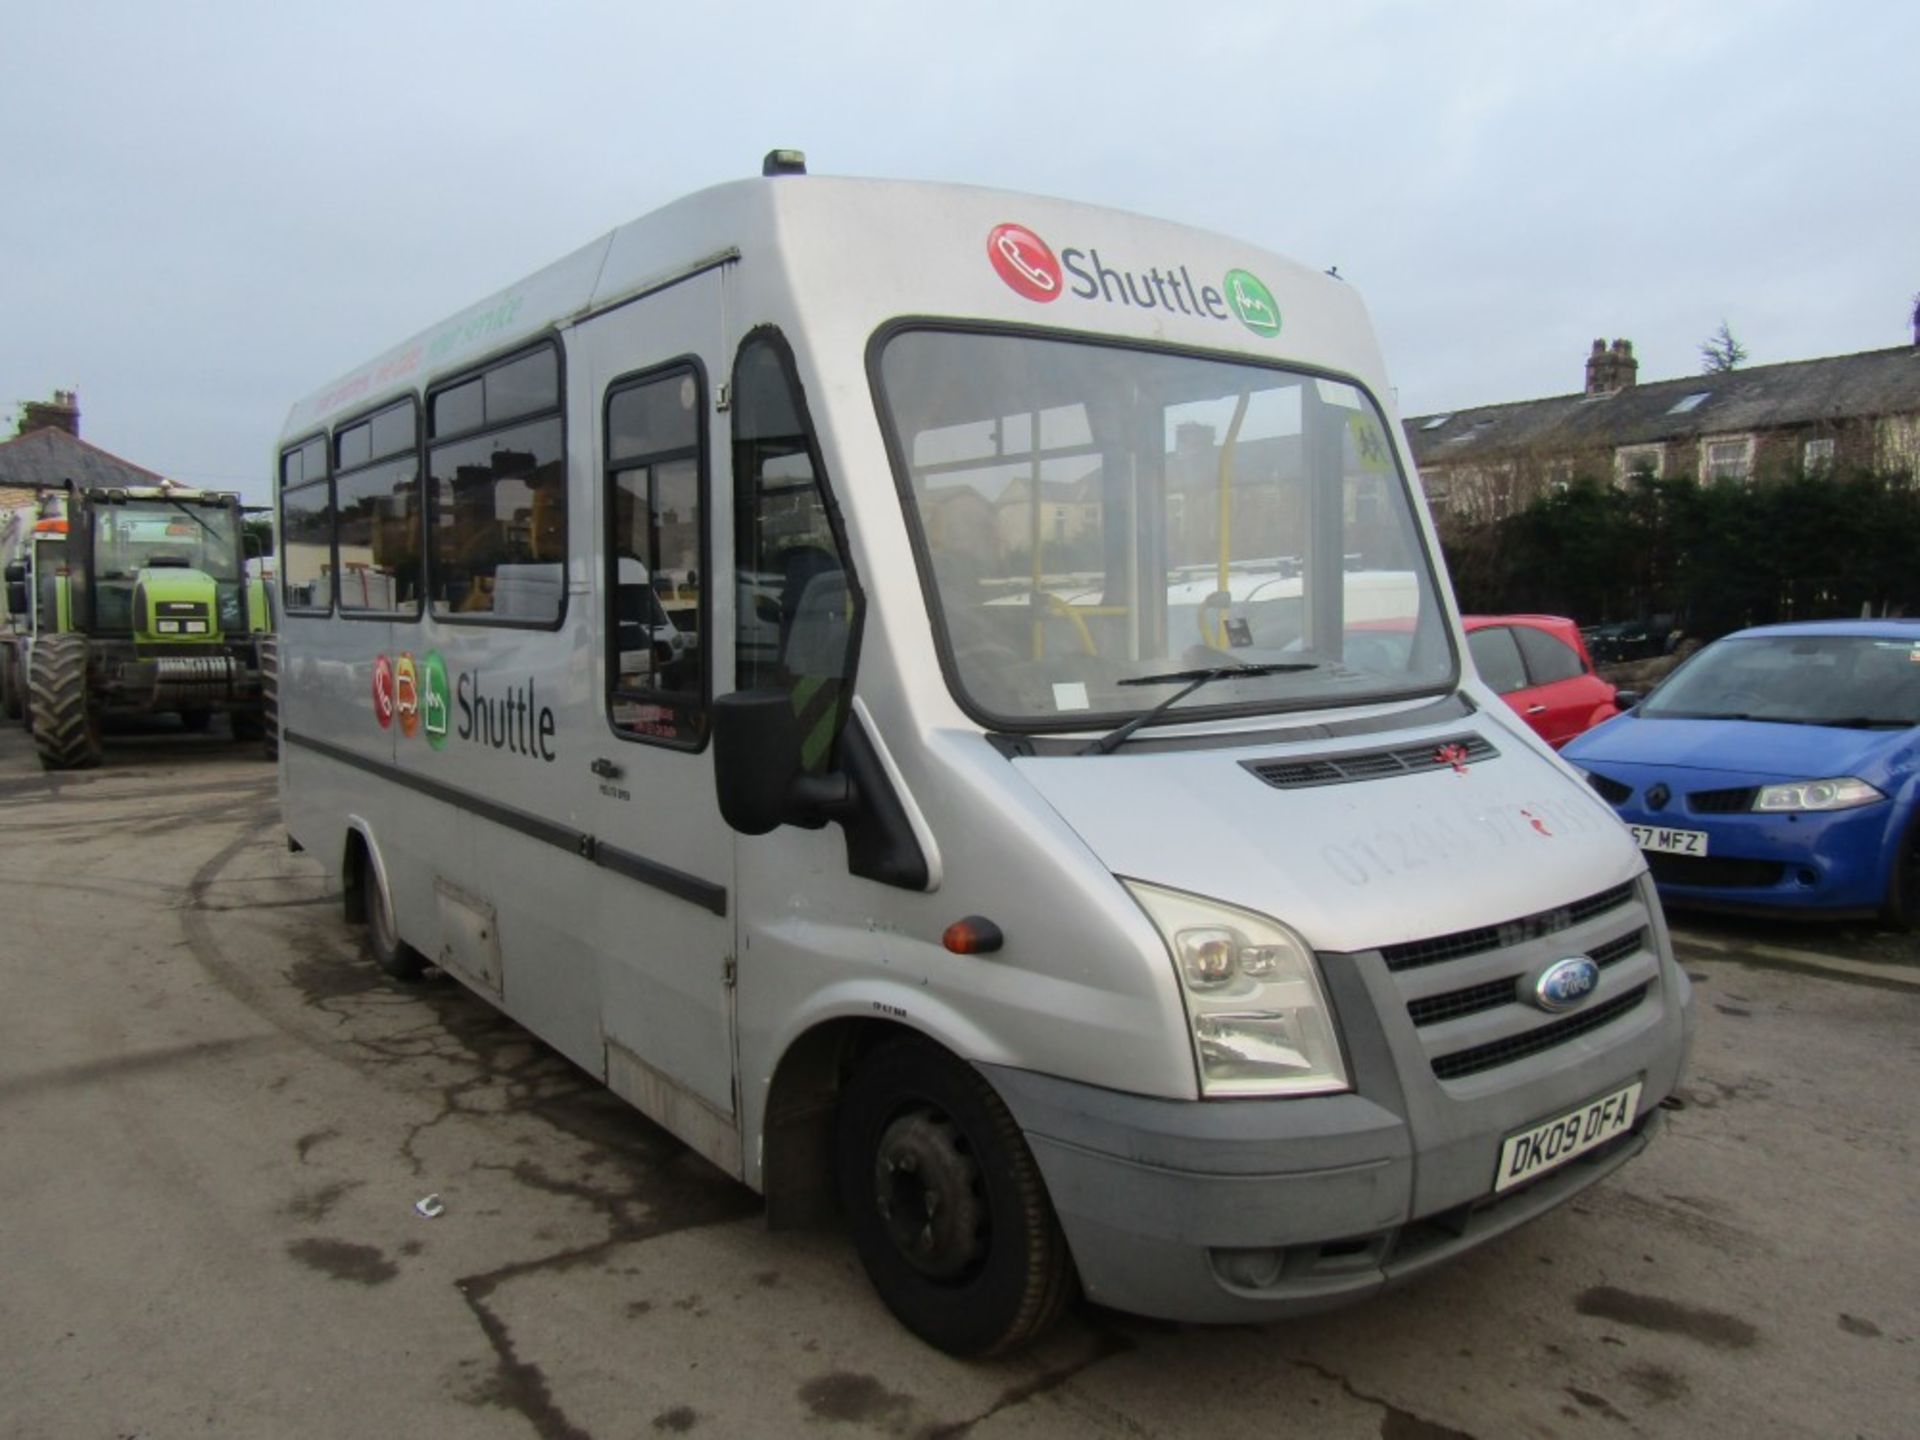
[1881,819,1919,932]
[834,1037,1074,1356]
[29,634,101,770]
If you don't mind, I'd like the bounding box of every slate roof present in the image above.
[1406,345,1920,467]
[0,426,167,492]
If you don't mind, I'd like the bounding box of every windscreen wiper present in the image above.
[162,494,223,547]
[1083,662,1316,755]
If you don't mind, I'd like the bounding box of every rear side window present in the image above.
[1468,626,1527,694]
[1515,625,1586,684]
[426,344,565,624]
[278,435,332,614]
[334,399,422,617]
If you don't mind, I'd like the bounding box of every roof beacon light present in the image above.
[762,148,807,178]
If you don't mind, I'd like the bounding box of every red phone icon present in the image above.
[988,224,1062,303]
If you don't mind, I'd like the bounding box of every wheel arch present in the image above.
[760,1013,991,1231]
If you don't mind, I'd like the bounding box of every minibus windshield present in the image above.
[875,328,1454,729]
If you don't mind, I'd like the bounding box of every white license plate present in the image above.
[1631,824,1708,857]
[1494,1081,1643,1193]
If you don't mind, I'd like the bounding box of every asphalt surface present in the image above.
[0,721,1914,1439]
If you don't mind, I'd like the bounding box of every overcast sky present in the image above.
[3,1,1913,508]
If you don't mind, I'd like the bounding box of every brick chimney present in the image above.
[17,389,80,438]
[1584,339,1638,395]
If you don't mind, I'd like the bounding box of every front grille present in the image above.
[1405,927,1647,1029]
[1382,882,1635,973]
[1688,786,1756,814]
[1646,853,1785,889]
[1431,985,1650,1080]
[1585,771,1633,805]
[1244,733,1497,791]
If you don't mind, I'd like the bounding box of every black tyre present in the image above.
[0,644,19,721]
[259,635,279,762]
[1881,820,1919,932]
[178,709,212,733]
[230,708,266,743]
[28,634,101,770]
[363,852,427,981]
[834,1037,1075,1357]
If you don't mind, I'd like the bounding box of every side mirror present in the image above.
[1613,689,1643,711]
[712,690,853,835]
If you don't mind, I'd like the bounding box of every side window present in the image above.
[1514,625,1586,685]
[279,435,332,613]
[1467,626,1528,695]
[605,365,706,746]
[427,344,565,624]
[334,400,422,617]
[732,332,859,772]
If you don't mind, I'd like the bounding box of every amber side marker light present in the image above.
[942,917,1004,955]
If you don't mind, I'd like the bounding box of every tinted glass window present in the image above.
[1468,626,1528,694]
[336,423,372,471]
[432,378,483,438]
[606,368,705,746]
[280,480,333,612]
[1515,625,1585,684]
[335,456,422,615]
[428,416,565,621]
[369,400,416,461]
[734,335,855,771]
[486,348,559,424]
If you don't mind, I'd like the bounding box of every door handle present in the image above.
[591,757,624,780]
[1525,704,1547,714]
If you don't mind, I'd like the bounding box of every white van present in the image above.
[275,155,1692,1356]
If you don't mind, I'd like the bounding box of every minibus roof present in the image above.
[280,173,1392,445]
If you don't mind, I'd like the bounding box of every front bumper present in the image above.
[1608,795,1897,916]
[980,888,1692,1322]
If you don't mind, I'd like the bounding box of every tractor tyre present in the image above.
[179,709,212,733]
[259,635,279,762]
[231,709,266,743]
[29,634,102,770]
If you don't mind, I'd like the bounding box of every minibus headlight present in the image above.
[1123,880,1349,1098]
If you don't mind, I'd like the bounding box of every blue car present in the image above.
[1563,620,1920,927]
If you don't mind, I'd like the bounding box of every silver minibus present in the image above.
[275,155,1692,1355]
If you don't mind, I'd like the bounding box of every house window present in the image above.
[1700,435,1754,483]
[1614,444,1664,481]
[1803,437,1835,472]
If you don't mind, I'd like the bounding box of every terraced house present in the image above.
[0,391,168,505]
[1405,319,1920,525]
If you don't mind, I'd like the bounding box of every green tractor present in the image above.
[1,484,275,770]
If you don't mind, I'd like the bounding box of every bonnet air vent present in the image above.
[1242,733,1498,791]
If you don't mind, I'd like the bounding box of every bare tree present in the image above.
[1699,321,1748,374]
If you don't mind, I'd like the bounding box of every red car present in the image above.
[1463,614,1620,747]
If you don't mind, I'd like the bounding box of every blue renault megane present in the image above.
[1563,620,1920,927]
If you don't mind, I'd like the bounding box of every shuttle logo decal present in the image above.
[987,221,1282,340]
[422,651,451,751]
[987,224,1063,303]
[372,654,395,729]
[371,650,556,763]
[394,653,421,739]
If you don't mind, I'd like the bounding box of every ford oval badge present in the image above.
[1533,957,1600,1012]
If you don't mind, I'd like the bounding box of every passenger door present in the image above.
[565,268,741,1173]
[1512,622,1613,747]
